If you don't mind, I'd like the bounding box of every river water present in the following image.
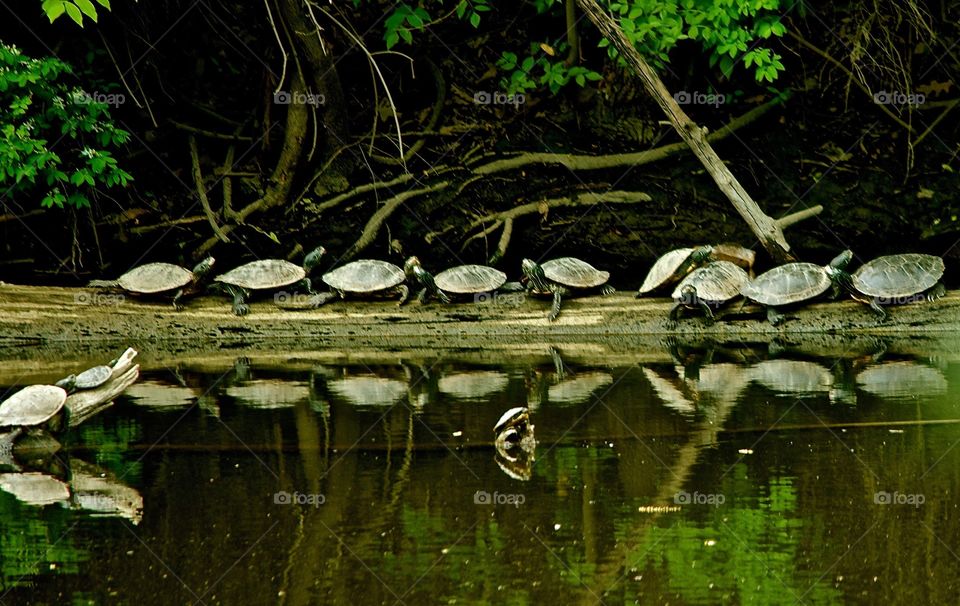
[1,342,958,604]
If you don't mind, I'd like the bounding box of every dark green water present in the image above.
[1,348,959,605]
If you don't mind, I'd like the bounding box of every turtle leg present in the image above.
[293,277,315,295]
[600,285,615,296]
[668,301,684,324]
[699,300,716,324]
[172,288,187,311]
[766,306,786,326]
[868,298,889,322]
[927,283,946,301]
[501,281,525,293]
[396,284,411,306]
[225,284,250,316]
[416,287,429,304]
[548,289,564,321]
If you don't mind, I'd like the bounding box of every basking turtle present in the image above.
[740,250,852,326]
[0,385,68,432]
[55,365,112,395]
[844,253,945,321]
[494,407,535,451]
[637,246,713,296]
[215,247,325,316]
[521,257,613,321]
[87,257,215,310]
[669,261,749,323]
[404,257,523,304]
[321,259,410,304]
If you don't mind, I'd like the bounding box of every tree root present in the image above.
[189,136,230,243]
[343,182,450,261]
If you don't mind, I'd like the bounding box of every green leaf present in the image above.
[43,0,66,22]
[73,0,98,21]
[64,2,84,26]
[469,12,480,28]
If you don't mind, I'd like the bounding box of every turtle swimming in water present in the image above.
[87,257,215,310]
[842,253,945,321]
[740,250,852,326]
[214,247,325,316]
[669,260,749,324]
[521,257,613,321]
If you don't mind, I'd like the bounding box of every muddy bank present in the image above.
[0,284,958,376]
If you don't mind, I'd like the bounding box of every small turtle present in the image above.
[87,257,215,310]
[404,257,523,304]
[844,253,945,321]
[740,250,852,326]
[637,246,713,296]
[522,257,613,321]
[55,365,112,395]
[669,261,749,323]
[320,259,410,305]
[215,247,325,316]
[0,385,68,432]
[494,407,535,450]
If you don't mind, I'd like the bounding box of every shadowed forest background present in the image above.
[2,0,959,286]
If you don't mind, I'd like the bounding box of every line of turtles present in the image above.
[86,243,947,323]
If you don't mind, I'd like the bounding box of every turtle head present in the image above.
[303,247,326,273]
[679,284,697,304]
[825,250,855,295]
[192,257,216,281]
[828,250,853,270]
[521,258,548,289]
[403,256,423,278]
[690,245,714,264]
[55,374,77,394]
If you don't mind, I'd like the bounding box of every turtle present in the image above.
[494,406,535,450]
[669,260,749,323]
[740,250,852,326]
[404,257,524,304]
[87,257,215,310]
[54,365,112,395]
[214,247,325,316]
[0,385,68,432]
[521,257,614,321]
[320,259,410,305]
[843,253,945,321]
[637,245,714,296]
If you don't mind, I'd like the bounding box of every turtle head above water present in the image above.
[303,246,326,272]
[54,374,77,394]
[521,259,548,291]
[192,257,216,279]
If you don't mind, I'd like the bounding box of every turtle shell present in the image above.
[740,263,831,306]
[541,258,610,289]
[0,385,67,427]
[638,248,697,294]
[672,261,748,303]
[322,260,404,294]
[118,263,194,294]
[494,406,529,434]
[74,365,112,390]
[434,265,507,294]
[851,254,944,298]
[216,259,306,291]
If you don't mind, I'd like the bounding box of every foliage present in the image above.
[41,0,112,27]
[353,0,787,97]
[0,43,132,210]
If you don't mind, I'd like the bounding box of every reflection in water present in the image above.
[1,350,960,603]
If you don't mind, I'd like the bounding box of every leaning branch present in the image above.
[344,183,450,260]
[189,136,230,243]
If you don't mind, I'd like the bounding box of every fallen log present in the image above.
[65,347,140,428]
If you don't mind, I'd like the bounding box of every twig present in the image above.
[491,217,513,264]
[912,98,959,147]
[171,121,254,141]
[264,0,288,95]
[189,136,230,243]
[777,205,823,228]
[130,216,206,234]
[344,183,450,260]
[222,144,238,222]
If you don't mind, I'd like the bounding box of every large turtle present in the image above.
[670,260,749,323]
[844,253,945,321]
[87,257,215,310]
[320,259,410,304]
[404,257,523,304]
[741,250,852,326]
[637,246,713,296]
[215,247,325,316]
[0,385,68,432]
[521,257,613,321]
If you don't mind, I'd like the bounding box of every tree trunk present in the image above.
[575,0,797,262]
